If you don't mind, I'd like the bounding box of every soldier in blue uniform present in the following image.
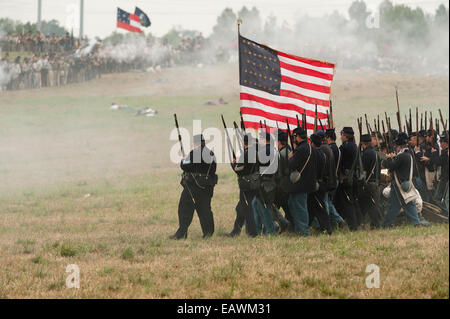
[324,128,346,228]
[430,131,449,216]
[287,127,318,236]
[170,134,218,239]
[359,134,382,228]
[307,133,332,235]
[252,132,278,235]
[334,127,360,230]
[274,129,294,231]
[382,132,423,227]
[227,134,258,237]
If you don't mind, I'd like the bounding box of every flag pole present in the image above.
[237,18,243,130]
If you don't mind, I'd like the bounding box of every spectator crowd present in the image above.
[0,31,214,92]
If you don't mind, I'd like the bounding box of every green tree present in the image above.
[434,4,449,28]
[238,6,262,39]
[348,0,369,27]
[210,7,236,47]
[39,19,68,36]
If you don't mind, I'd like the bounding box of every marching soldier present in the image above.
[307,133,332,235]
[359,134,382,228]
[227,134,258,237]
[382,132,423,227]
[274,130,294,230]
[287,127,318,237]
[324,128,346,227]
[416,130,439,202]
[170,134,218,239]
[252,132,278,235]
[334,127,360,231]
[430,131,448,216]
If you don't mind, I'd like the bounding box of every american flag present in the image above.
[239,35,335,131]
[117,8,142,33]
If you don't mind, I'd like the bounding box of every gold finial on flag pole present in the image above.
[237,18,242,34]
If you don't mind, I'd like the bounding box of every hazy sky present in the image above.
[0,0,447,38]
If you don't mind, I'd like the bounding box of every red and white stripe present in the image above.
[241,51,335,132]
[117,14,142,33]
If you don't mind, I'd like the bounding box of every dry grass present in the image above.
[0,64,448,298]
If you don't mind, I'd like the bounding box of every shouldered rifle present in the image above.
[319,118,325,131]
[174,113,196,205]
[221,114,236,162]
[395,87,402,132]
[329,99,334,128]
[416,107,419,147]
[314,104,318,133]
[239,110,246,132]
[326,110,330,128]
[381,119,389,152]
[424,111,428,131]
[374,118,381,149]
[409,108,412,134]
[286,118,294,150]
[233,121,244,154]
[386,115,394,153]
[439,109,449,144]
[296,114,300,128]
[174,113,186,157]
[430,112,435,146]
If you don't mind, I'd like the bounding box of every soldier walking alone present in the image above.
[170,134,218,239]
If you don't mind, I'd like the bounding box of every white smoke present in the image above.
[98,36,172,67]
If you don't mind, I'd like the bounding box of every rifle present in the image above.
[314,104,318,133]
[319,118,325,131]
[239,110,246,132]
[424,111,428,131]
[303,110,307,130]
[396,111,402,132]
[416,107,419,147]
[174,113,196,205]
[326,110,330,129]
[430,112,435,147]
[404,115,410,134]
[381,119,388,153]
[286,118,294,150]
[233,121,244,154]
[296,114,300,128]
[221,114,236,162]
[364,114,370,134]
[438,109,449,144]
[409,108,412,134]
[395,87,402,132]
[377,115,380,137]
[357,117,363,152]
[385,113,394,153]
[420,112,423,131]
[374,118,381,149]
[329,100,334,128]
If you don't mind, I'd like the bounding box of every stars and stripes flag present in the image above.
[239,35,335,131]
[117,8,142,33]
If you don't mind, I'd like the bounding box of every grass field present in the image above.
[0,64,448,298]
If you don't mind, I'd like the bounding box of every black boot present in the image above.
[169,230,187,240]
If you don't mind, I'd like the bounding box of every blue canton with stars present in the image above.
[239,35,281,95]
[117,8,130,24]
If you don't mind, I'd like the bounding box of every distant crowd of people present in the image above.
[0,31,223,92]
[0,31,75,54]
